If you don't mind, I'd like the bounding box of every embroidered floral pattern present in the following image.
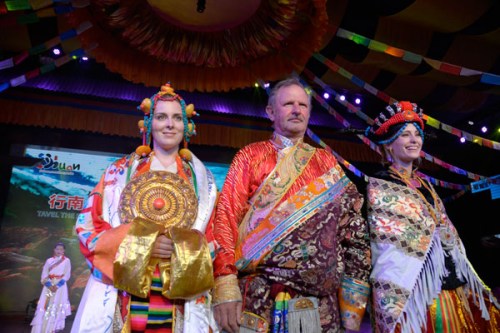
[369,178,434,258]
[239,184,369,332]
[371,279,410,332]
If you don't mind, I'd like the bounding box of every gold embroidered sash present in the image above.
[237,142,316,242]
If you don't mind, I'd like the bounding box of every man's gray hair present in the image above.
[267,77,312,109]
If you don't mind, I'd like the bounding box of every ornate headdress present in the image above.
[365,101,425,145]
[136,83,198,160]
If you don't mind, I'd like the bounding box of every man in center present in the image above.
[211,77,371,333]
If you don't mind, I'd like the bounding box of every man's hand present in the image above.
[49,285,58,293]
[214,301,242,333]
[151,234,173,259]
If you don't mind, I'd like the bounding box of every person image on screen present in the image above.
[31,242,71,333]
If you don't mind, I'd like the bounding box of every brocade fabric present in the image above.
[367,174,500,333]
[212,134,371,332]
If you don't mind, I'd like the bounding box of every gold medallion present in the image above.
[119,171,197,229]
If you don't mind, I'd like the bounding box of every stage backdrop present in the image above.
[0,145,229,313]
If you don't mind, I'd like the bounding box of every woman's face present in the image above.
[54,245,65,257]
[151,100,185,154]
[386,123,423,168]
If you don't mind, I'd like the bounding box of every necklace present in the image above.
[388,166,442,226]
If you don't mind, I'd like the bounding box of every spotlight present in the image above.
[355,97,361,105]
[197,0,206,13]
[82,56,89,61]
[481,126,488,133]
[339,95,346,101]
[468,120,474,125]
[323,92,330,99]
[264,82,270,88]
[254,82,259,88]
[53,48,61,56]
[460,137,466,143]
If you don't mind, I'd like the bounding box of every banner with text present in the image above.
[0,145,229,313]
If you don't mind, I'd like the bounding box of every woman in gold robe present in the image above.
[72,83,218,333]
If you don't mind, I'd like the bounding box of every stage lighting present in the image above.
[82,56,89,61]
[53,48,61,56]
[355,97,361,105]
[481,126,488,133]
[323,92,330,99]
[460,137,466,143]
[339,95,346,101]
[264,82,270,88]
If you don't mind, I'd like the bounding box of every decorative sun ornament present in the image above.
[67,0,328,91]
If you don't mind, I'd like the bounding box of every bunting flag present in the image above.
[0,0,94,92]
[0,44,97,93]
[260,76,369,183]
[297,76,477,192]
[442,190,468,203]
[312,54,500,151]
[302,70,487,182]
[335,27,500,86]
[2,0,88,12]
[306,128,368,182]
[307,106,470,192]
[0,0,88,27]
[0,21,92,70]
[311,91,471,191]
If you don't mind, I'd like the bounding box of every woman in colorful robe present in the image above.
[365,101,500,332]
[31,242,71,333]
[211,78,371,333]
[71,84,218,333]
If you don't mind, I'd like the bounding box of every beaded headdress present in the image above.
[136,83,198,160]
[365,101,425,144]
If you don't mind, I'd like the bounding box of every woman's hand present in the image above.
[151,234,174,259]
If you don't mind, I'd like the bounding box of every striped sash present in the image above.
[235,170,350,272]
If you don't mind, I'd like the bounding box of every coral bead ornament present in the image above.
[153,197,165,210]
[136,145,152,157]
[179,148,192,162]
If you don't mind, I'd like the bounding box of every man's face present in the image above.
[266,84,311,143]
